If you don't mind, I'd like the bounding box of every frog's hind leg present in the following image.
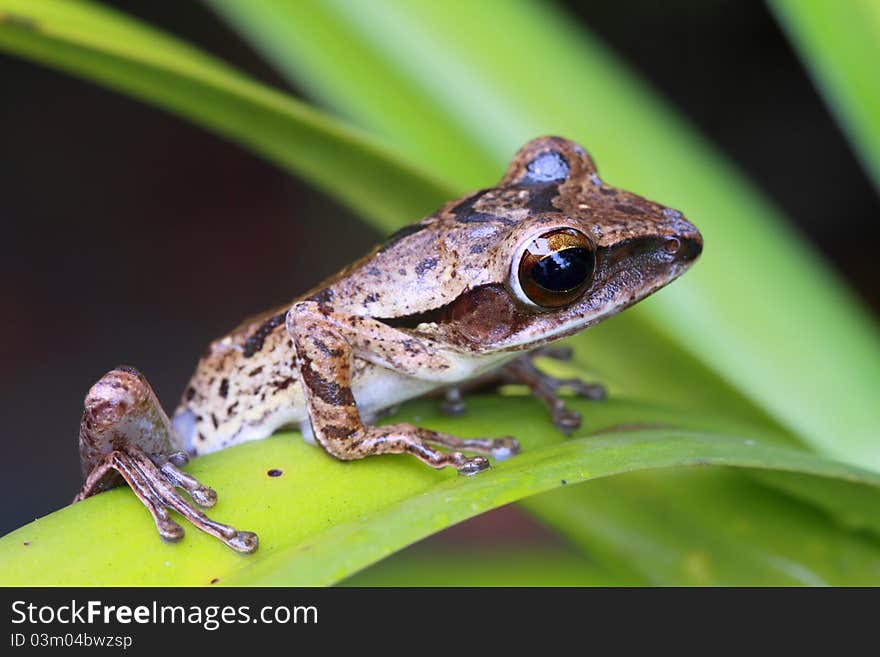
[75,367,258,553]
[440,346,606,434]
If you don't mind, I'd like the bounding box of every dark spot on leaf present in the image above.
[267,469,283,477]
[1,13,39,31]
[210,577,220,585]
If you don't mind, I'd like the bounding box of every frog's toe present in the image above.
[159,459,218,508]
[228,531,259,554]
[440,387,467,416]
[76,445,258,554]
[566,380,607,401]
[456,455,490,476]
[551,406,583,434]
[489,436,520,461]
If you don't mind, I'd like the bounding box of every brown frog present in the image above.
[75,136,702,553]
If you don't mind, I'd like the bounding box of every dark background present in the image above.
[1,0,877,538]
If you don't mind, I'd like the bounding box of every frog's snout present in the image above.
[676,231,702,263]
[660,207,702,263]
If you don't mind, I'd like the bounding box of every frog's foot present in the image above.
[440,347,605,433]
[75,446,258,553]
[325,423,518,476]
[506,348,606,433]
[75,366,258,553]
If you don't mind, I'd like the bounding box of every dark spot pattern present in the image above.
[307,288,335,306]
[218,378,229,399]
[299,355,356,407]
[523,184,560,213]
[314,339,343,358]
[267,469,283,477]
[323,424,356,440]
[243,312,286,358]
[415,257,438,276]
[272,377,295,391]
[614,203,643,216]
[451,189,516,225]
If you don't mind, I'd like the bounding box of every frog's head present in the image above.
[441,136,702,351]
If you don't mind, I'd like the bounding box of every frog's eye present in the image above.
[516,228,595,308]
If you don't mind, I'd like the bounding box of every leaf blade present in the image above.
[770,0,880,191]
[2,397,880,586]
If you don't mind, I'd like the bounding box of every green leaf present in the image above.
[3,396,880,586]
[341,548,620,587]
[525,468,880,586]
[0,0,454,229]
[770,0,880,191]
[2,0,879,587]
[206,0,880,468]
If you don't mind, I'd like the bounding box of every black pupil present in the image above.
[531,247,594,292]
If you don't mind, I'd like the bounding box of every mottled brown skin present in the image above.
[75,137,702,552]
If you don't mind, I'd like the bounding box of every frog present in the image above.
[74,136,702,554]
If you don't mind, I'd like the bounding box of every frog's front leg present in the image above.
[441,346,606,434]
[75,367,258,553]
[287,302,519,474]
